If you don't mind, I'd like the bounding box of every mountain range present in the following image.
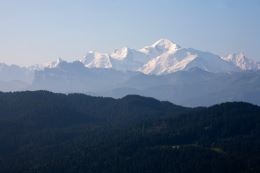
[1,39,260,106]
[48,39,260,74]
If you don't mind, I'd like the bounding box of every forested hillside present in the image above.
[0,91,259,173]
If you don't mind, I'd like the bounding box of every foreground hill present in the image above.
[0,91,260,173]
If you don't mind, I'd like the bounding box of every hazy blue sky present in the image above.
[0,0,260,66]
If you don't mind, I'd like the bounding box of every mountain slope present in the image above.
[29,64,260,107]
[31,61,137,93]
[104,69,260,107]
[81,51,112,68]
[141,47,239,74]
[0,63,34,83]
[110,47,151,71]
[81,47,151,72]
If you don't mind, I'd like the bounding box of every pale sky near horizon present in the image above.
[0,0,260,66]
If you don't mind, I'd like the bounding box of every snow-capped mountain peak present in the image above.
[30,38,259,75]
[74,39,258,75]
[45,58,66,68]
[110,47,130,60]
[109,47,151,71]
[151,38,181,52]
[140,48,240,75]
[222,53,258,70]
[140,38,180,55]
[81,51,112,69]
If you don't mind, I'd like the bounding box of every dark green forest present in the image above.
[0,91,259,173]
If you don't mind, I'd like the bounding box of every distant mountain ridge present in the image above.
[1,39,260,107]
[77,38,259,74]
[1,38,259,76]
[222,52,259,70]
